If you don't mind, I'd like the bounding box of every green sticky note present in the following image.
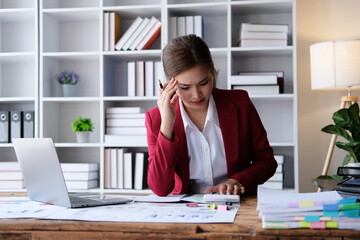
[339,202,360,210]
[300,221,310,228]
[325,221,338,228]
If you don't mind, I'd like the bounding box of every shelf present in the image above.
[231,0,293,14]
[231,46,293,57]
[0,53,35,62]
[42,8,99,21]
[0,8,34,22]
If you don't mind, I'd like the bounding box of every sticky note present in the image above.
[323,210,339,217]
[186,202,198,207]
[339,203,360,210]
[304,215,320,222]
[217,205,229,211]
[323,203,339,211]
[310,222,326,229]
[300,221,310,228]
[314,201,323,206]
[338,197,357,204]
[288,202,299,208]
[326,221,338,229]
[341,209,359,216]
[208,203,218,210]
[299,201,314,207]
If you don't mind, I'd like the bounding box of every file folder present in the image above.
[22,111,34,138]
[0,111,10,143]
[10,111,22,142]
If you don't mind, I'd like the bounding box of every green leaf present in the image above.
[335,142,359,162]
[322,125,352,142]
[333,108,351,129]
[342,154,352,166]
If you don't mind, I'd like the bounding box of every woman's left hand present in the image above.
[204,179,245,195]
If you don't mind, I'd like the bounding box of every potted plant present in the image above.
[321,102,360,178]
[56,70,79,97]
[71,117,94,143]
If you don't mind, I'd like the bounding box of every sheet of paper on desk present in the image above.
[44,202,239,223]
[0,197,65,219]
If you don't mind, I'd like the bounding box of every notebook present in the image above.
[12,138,132,208]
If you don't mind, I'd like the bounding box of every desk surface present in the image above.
[1,192,360,240]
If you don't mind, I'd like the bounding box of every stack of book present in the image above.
[115,16,161,51]
[231,71,284,95]
[258,186,360,230]
[0,161,24,189]
[104,148,149,190]
[103,11,121,51]
[60,163,99,190]
[169,15,203,39]
[105,107,147,146]
[262,155,284,190]
[126,61,163,97]
[238,23,288,47]
[340,178,360,193]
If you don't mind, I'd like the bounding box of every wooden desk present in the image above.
[1,193,360,240]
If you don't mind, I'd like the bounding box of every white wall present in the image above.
[297,0,360,192]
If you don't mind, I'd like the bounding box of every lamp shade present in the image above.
[310,39,360,90]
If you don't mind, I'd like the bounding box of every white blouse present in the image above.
[179,95,228,193]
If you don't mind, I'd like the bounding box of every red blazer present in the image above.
[145,88,277,196]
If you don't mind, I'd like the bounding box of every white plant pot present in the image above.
[344,162,360,175]
[76,131,90,143]
[61,84,77,97]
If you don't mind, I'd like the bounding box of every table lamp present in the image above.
[310,39,360,177]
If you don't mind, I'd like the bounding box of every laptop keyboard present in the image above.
[69,195,102,205]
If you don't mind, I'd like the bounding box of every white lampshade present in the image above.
[310,39,360,90]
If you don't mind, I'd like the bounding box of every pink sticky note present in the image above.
[310,222,326,229]
[217,205,229,211]
[186,202,198,207]
[288,202,299,208]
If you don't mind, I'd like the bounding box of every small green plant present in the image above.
[71,117,94,133]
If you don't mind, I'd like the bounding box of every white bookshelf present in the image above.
[0,0,38,182]
[1,0,298,194]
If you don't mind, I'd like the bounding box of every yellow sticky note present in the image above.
[300,221,310,228]
[299,201,314,207]
[326,221,338,228]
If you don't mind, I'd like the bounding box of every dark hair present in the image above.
[162,34,216,82]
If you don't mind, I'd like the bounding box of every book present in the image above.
[65,179,98,190]
[268,172,283,182]
[276,164,283,173]
[0,161,21,170]
[177,16,186,36]
[122,17,150,50]
[109,12,121,51]
[274,155,285,165]
[127,61,136,97]
[104,148,111,189]
[104,135,147,146]
[63,171,98,181]
[110,148,118,188]
[106,118,145,127]
[238,71,284,93]
[136,61,145,96]
[103,12,109,51]
[106,113,146,119]
[240,23,289,33]
[134,152,149,190]
[340,179,360,193]
[240,30,288,40]
[136,20,161,50]
[106,107,145,114]
[60,163,99,172]
[145,61,154,97]
[232,85,280,95]
[106,127,147,135]
[0,180,25,189]
[0,171,22,180]
[124,152,134,189]
[185,16,194,35]
[240,39,287,47]
[261,181,283,190]
[230,75,278,85]
[115,16,143,51]
[117,148,128,189]
[154,61,164,97]
[129,16,157,51]
[169,16,177,40]
[194,15,203,38]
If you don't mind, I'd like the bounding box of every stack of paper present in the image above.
[258,186,360,230]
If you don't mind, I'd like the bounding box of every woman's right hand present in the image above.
[158,78,179,140]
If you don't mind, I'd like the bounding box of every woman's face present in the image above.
[175,64,214,113]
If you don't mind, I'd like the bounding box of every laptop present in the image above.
[12,138,132,208]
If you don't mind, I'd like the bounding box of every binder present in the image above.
[10,111,22,142]
[22,111,34,138]
[0,111,10,143]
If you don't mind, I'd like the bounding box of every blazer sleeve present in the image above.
[145,109,183,196]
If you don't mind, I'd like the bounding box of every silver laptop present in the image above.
[13,138,132,208]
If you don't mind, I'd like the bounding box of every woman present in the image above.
[145,34,277,196]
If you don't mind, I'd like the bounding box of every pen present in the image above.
[158,79,164,90]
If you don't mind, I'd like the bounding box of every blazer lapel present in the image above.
[213,89,239,174]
